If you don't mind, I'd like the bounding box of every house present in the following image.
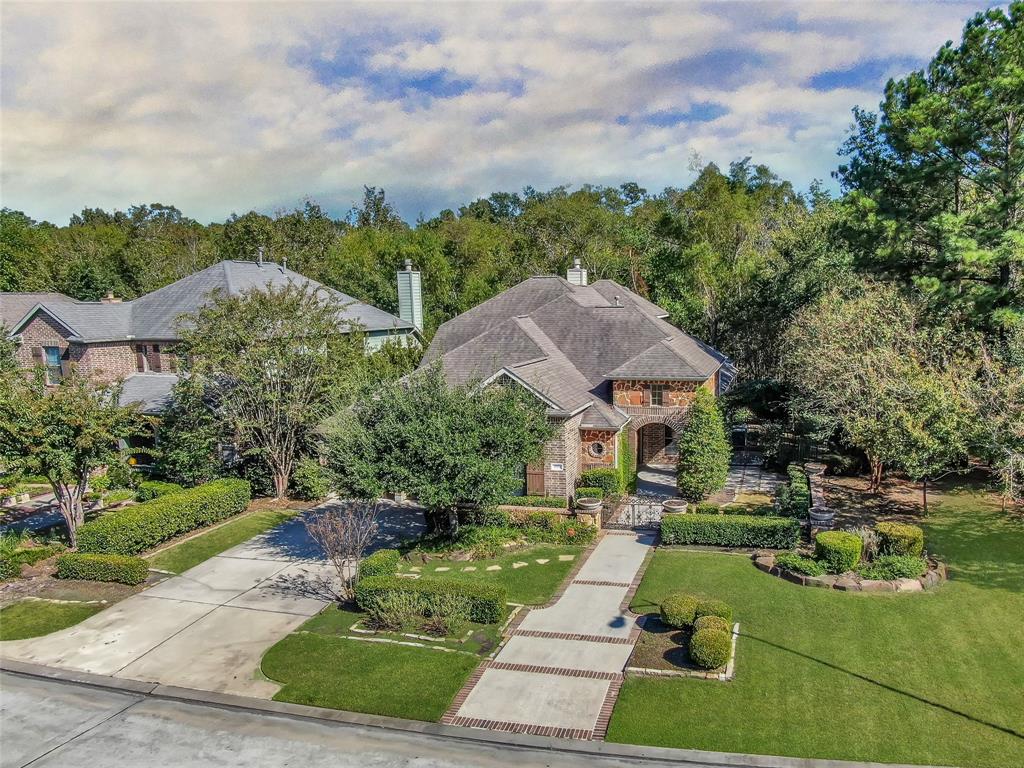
[1,257,422,414]
[420,260,731,499]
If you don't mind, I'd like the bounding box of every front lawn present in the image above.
[398,544,581,604]
[0,600,104,641]
[147,509,297,573]
[606,487,1024,768]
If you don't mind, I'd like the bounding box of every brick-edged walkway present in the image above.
[442,530,655,741]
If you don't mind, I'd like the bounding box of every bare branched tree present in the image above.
[303,499,379,600]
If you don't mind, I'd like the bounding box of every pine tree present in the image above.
[676,388,731,502]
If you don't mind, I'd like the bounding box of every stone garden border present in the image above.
[753,552,947,593]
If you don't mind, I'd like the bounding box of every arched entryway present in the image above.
[637,422,676,466]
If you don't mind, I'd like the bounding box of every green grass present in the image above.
[606,488,1024,768]
[147,509,297,573]
[0,600,103,640]
[398,544,581,604]
[262,632,479,721]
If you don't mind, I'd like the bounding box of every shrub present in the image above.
[689,628,732,670]
[291,457,332,501]
[366,590,421,631]
[574,486,605,501]
[695,501,719,514]
[854,526,880,562]
[858,555,928,580]
[533,518,597,546]
[0,557,19,580]
[774,464,811,517]
[504,495,568,509]
[355,575,506,624]
[135,480,184,502]
[695,598,733,624]
[459,507,511,527]
[661,513,799,549]
[9,544,62,567]
[77,479,251,555]
[676,389,731,502]
[104,489,136,505]
[56,553,149,585]
[105,462,142,490]
[618,429,636,494]
[694,615,731,633]
[815,531,863,573]
[579,468,622,496]
[875,522,925,557]
[421,592,471,636]
[360,549,401,579]
[722,502,775,516]
[660,592,699,628]
[775,552,826,576]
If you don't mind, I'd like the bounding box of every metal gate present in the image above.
[605,492,665,530]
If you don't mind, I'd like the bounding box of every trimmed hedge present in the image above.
[689,627,731,670]
[876,522,925,557]
[775,552,826,576]
[815,531,863,573]
[360,549,401,579]
[695,598,733,624]
[56,553,149,585]
[77,479,251,555]
[774,463,811,517]
[661,513,799,549]
[579,468,621,496]
[355,575,506,624]
[694,615,730,633]
[135,480,184,502]
[504,495,568,509]
[695,501,719,514]
[574,486,605,500]
[660,592,698,628]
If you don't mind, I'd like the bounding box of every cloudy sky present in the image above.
[0,1,997,225]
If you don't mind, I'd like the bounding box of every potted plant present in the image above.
[662,498,688,514]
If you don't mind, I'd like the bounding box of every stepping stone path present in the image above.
[535,559,549,564]
[443,532,655,741]
[486,565,502,571]
[408,566,421,572]
[434,567,450,572]
[558,554,575,561]
[512,562,528,569]
[462,566,477,572]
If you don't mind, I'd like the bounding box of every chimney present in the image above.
[396,258,423,331]
[566,257,588,286]
[100,290,122,304]
[256,246,265,265]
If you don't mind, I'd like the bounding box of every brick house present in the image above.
[420,260,731,500]
[1,258,420,415]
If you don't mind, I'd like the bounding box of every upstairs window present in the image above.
[650,383,665,406]
[44,346,63,384]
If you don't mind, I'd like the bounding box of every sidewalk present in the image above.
[442,530,655,740]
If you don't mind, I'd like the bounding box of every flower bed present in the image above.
[753,551,947,592]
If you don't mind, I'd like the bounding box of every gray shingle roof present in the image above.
[118,373,178,414]
[422,275,726,424]
[3,261,414,342]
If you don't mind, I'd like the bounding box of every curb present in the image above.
[0,658,951,768]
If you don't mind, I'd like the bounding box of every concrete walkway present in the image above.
[636,464,676,497]
[443,531,655,739]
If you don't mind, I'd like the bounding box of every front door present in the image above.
[525,462,545,495]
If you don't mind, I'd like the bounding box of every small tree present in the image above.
[328,365,554,533]
[155,375,226,486]
[0,369,144,546]
[676,388,731,502]
[303,499,379,601]
[177,282,365,499]
[972,327,1024,509]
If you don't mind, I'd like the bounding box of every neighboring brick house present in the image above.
[1,258,420,415]
[420,260,731,500]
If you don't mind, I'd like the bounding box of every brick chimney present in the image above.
[100,291,122,304]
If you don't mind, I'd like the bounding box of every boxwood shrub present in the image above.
[56,553,149,585]
[695,501,719,514]
[693,615,730,633]
[661,513,799,548]
[774,463,811,517]
[77,479,251,555]
[579,468,622,496]
[775,552,826,576]
[814,531,863,573]
[355,575,506,624]
[359,549,401,579]
[875,522,924,557]
[135,480,185,502]
[574,486,605,500]
[689,627,731,670]
[695,598,733,624]
[504,495,568,509]
[660,592,699,628]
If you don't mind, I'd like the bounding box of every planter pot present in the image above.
[575,497,602,513]
[809,506,834,528]
[662,498,688,514]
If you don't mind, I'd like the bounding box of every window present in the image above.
[135,344,149,373]
[151,344,162,372]
[588,441,607,458]
[650,383,665,406]
[43,347,62,383]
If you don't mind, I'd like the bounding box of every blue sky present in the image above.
[0,1,998,224]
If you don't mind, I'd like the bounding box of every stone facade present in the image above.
[612,378,707,408]
[580,428,617,472]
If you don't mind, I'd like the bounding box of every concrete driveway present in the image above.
[0,503,425,698]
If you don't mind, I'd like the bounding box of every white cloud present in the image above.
[0,0,991,223]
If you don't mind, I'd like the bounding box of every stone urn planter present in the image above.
[574,497,603,528]
[809,505,834,528]
[662,498,688,514]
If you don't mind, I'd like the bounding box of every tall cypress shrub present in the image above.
[676,388,731,502]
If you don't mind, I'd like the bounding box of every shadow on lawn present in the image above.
[742,631,1024,743]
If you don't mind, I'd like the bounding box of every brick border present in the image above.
[487,661,622,681]
[593,676,623,739]
[509,628,634,645]
[444,715,593,741]
[572,579,632,588]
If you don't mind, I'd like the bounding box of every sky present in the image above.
[0,1,999,225]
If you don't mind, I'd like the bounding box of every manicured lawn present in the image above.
[0,600,103,641]
[398,544,581,604]
[262,632,479,721]
[147,509,297,573]
[606,488,1024,768]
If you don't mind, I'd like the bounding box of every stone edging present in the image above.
[753,553,948,593]
[626,622,740,682]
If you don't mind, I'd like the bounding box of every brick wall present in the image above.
[540,412,584,498]
[612,379,706,408]
[73,342,137,381]
[14,314,70,371]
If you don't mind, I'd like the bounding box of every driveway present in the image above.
[0,502,425,698]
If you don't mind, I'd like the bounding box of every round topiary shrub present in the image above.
[693,614,730,633]
[689,627,732,670]
[875,522,924,557]
[695,598,733,624]
[814,530,863,573]
[660,592,699,628]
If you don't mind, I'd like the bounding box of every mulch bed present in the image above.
[627,615,703,673]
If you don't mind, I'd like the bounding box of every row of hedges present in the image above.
[359,549,400,579]
[774,464,811,517]
[56,553,149,585]
[579,468,621,497]
[661,513,799,549]
[355,575,506,624]
[135,480,184,502]
[77,479,251,555]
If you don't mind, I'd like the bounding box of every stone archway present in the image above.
[627,412,687,466]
